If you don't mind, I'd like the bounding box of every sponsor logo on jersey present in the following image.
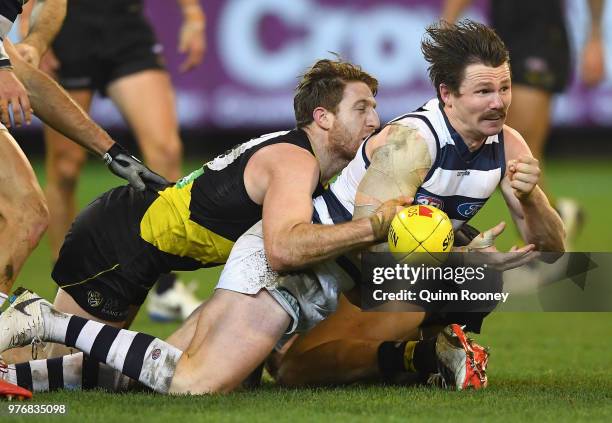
[457,201,485,218]
[87,290,103,308]
[456,170,471,176]
[415,194,444,209]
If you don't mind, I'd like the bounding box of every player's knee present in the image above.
[23,192,50,247]
[145,135,183,165]
[2,190,49,248]
[48,151,86,192]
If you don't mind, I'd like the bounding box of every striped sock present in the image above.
[5,353,130,392]
[46,314,182,393]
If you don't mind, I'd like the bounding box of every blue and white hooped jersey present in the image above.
[309,98,505,288]
[392,98,505,229]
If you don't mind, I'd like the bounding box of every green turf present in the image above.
[3,158,612,422]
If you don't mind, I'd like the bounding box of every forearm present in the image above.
[21,0,67,55]
[587,0,604,34]
[177,0,205,24]
[519,187,565,252]
[9,45,113,155]
[441,0,473,23]
[269,218,375,272]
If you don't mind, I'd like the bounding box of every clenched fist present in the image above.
[507,155,540,201]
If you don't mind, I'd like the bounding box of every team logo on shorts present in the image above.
[151,348,162,360]
[415,194,444,209]
[87,290,103,308]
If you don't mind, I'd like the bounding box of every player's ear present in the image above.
[312,106,333,130]
[439,84,453,107]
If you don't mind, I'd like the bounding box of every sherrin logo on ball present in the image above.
[387,205,454,265]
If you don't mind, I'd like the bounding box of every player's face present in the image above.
[447,62,512,142]
[329,81,379,160]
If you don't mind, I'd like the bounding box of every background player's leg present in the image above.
[276,295,424,386]
[107,70,182,182]
[169,289,290,394]
[44,89,94,260]
[505,84,552,192]
[0,128,49,296]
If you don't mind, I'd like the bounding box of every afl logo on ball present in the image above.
[87,290,103,308]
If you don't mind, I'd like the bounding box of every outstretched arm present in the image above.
[256,144,407,272]
[5,39,167,189]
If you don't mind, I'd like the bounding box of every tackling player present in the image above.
[0,56,414,396]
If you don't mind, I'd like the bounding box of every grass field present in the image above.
[3,158,612,422]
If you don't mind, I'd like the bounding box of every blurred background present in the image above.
[9,0,612,156]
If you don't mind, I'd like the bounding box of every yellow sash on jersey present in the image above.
[139,182,234,264]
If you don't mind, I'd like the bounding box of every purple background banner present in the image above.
[20,0,612,129]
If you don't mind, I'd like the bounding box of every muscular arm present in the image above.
[20,0,66,57]
[257,144,379,272]
[440,0,473,23]
[6,39,113,155]
[500,126,565,251]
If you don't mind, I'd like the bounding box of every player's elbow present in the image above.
[266,245,296,273]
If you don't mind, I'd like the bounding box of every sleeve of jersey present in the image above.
[0,0,25,68]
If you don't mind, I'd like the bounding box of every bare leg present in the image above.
[43,90,94,260]
[276,295,424,386]
[169,289,290,394]
[0,128,49,294]
[505,84,552,194]
[107,70,183,181]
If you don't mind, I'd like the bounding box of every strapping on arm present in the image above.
[354,123,432,219]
